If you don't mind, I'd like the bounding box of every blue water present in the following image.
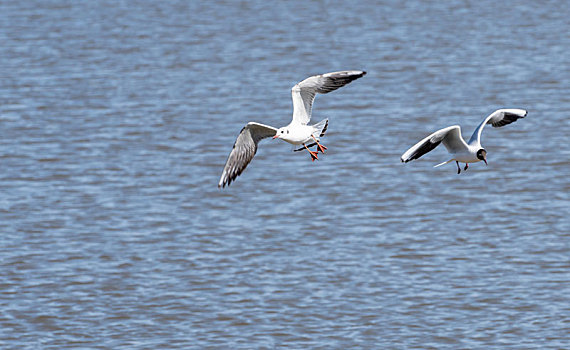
[0,1,568,348]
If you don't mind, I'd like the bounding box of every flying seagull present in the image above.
[400,108,527,174]
[218,70,366,188]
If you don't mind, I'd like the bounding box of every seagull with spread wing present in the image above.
[218,70,366,188]
[400,109,527,174]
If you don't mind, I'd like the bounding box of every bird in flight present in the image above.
[400,109,527,174]
[218,70,366,188]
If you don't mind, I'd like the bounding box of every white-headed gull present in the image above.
[218,70,366,188]
[400,108,527,174]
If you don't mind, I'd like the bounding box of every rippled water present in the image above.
[1,1,568,348]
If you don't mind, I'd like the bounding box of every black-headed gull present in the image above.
[218,70,366,188]
[400,109,528,174]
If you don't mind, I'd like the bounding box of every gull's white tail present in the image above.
[312,118,329,137]
[434,159,453,168]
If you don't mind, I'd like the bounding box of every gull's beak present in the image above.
[272,134,279,139]
[483,158,488,166]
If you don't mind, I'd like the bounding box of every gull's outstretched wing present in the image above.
[401,125,468,163]
[291,70,366,125]
[468,109,527,145]
[218,122,277,188]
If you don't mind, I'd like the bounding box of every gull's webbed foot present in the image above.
[309,151,318,161]
[317,143,327,153]
[311,135,327,154]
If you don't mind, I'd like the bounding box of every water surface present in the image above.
[0,1,568,348]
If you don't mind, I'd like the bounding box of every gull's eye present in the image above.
[281,130,284,134]
[287,130,289,134]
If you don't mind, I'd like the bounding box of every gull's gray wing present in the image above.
[401,125,468,163]
[291,70,366,125]
[218,122,277,188]
[468,109,527,145]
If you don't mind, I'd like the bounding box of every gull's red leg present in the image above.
[464,163,469,171]
[304,143,318,161]
[456,161,461,174]
[311,135,327,153]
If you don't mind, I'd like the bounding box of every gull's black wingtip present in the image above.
[218,178,228,189]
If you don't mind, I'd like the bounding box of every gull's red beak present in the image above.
[483,158,488,165]
[272,134,279,139]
